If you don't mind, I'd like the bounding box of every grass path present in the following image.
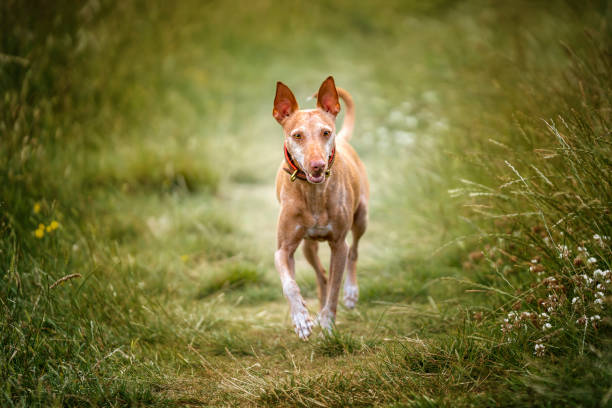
[139,156,443,404]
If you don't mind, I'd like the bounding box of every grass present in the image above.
[313,329,366,357]
[1,0,611,406]
[196,262,268,300]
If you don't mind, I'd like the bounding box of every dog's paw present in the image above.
[291,307,314,340]
[317,310,335,333]
[343,284,359,309]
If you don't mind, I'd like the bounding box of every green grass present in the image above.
[196,262,268,299]
[1,0,611,406]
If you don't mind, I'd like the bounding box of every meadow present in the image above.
[1,0,611,406]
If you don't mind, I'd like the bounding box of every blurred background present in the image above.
[1,0,610,406]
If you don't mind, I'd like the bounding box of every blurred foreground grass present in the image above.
[1,0,611,406]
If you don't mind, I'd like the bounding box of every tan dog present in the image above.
[272,76,369,339]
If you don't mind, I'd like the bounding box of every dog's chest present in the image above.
[305,223,333,241]
[302,212,333,241]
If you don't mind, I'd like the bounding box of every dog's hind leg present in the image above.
[303,240,328,309]
[319,238,348,331]
[344,200,368,309]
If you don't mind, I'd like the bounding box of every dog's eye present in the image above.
[294,133,302,139]
[322,130,330,137]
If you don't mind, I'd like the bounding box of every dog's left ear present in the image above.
[316,76,340,117]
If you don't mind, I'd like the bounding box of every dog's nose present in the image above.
[310,159,326,174]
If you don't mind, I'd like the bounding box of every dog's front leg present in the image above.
[275,246,314,339]
[275,214,313,340]
[318,238,348,332]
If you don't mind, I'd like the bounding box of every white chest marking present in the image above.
[306,223,333,239]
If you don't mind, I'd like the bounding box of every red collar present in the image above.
[283,144,336,182]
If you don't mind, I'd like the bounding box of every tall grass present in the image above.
[0,1,219,405]
[450,33,612,405]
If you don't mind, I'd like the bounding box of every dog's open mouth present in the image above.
[306,172,326,184]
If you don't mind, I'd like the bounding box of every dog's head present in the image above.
[273,76,340,184]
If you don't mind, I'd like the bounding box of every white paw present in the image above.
[343,284,359,309]
[291,306,314,340]
[317,310,334,333]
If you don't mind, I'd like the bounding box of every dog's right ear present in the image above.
[273,82,298,124]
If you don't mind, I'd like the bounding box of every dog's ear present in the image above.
[316,76,340,117]
[273,82,299,124]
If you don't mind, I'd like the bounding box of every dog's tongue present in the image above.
[307,173,325,184]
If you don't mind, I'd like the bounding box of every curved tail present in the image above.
[336,87,354,141]
[312,86,355,141]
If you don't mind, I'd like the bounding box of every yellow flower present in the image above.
[46,225,52,232]
[180,254,189,262]
[33,202,41,214]
[49,220,59,231]
[35,228,44,238]
[38,223,45,230]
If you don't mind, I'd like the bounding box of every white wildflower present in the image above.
[577,246,587,253]
[531,258,539,264]
[597,283,604,290]
[547,307,554,313]
[534,343,546,356]
[594,234,608,248]
[590,315,601,321]
[394,130,415,146]
[595,299,604,305]
[596,291,605,298]
[404,115,418,129]
[587,257,597,265]
[572,297,580,304]
[542,323,552,330]
[422,90,438,104]
[388,110,404,124]
[594,269,605,278]
[540,312,549,319]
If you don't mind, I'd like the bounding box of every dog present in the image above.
[272,76,369,339]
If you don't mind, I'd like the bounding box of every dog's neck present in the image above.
[299,178,331,215]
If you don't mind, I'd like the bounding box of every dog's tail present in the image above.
[311,87,355,141]
[336,87,354,141]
